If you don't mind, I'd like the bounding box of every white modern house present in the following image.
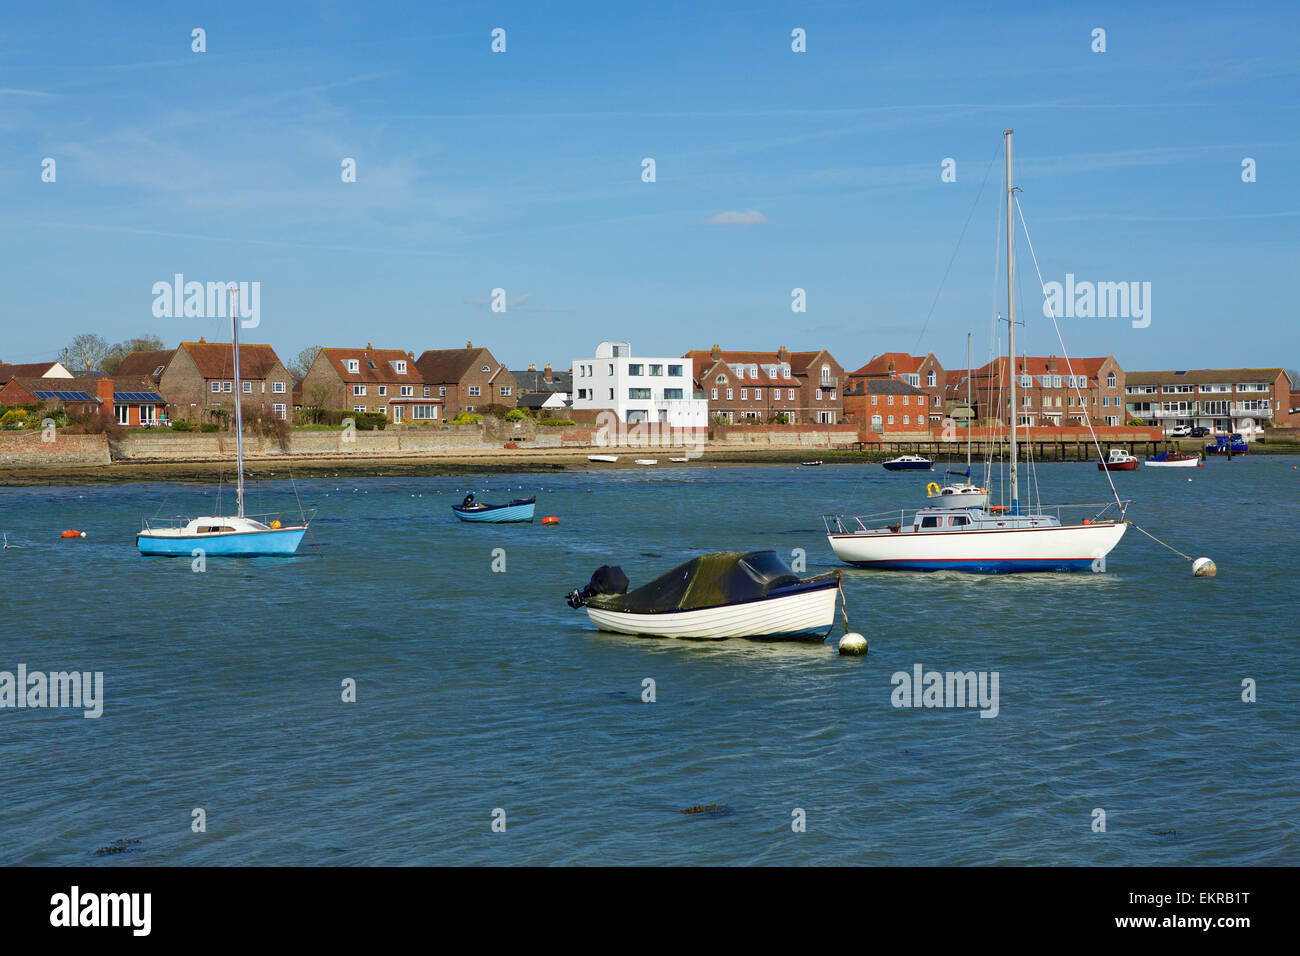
[571,342,708,427]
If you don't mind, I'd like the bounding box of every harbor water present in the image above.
[2,457,1296,865]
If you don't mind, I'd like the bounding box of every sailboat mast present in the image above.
[230,289,246,518]
[965,331,972,472]
[1004,129,1019,516]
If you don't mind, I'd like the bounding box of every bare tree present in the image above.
[62,333,113,372]
[291,346,323,385]
[102,333,167,374]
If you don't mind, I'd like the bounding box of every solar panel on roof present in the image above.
[115,391,164,402]
[34,390,95,401]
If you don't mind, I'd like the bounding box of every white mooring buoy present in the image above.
[838,632,868,656]
[1192,557,1217,578]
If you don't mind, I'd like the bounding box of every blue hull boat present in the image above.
[138,525,307,556]
[881,456,934,472]
[452,496,536,523]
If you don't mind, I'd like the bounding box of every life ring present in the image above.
[926,482,941,497]
[990,505,1007,514]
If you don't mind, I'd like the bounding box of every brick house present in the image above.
[300,345,439,423]
[0,374,166,425]
[968,354,1125,428]
[414,343,517,418]
[0,361,74,384]
[846,352,947,427]
[843,378,933,435]
[683,345,846,424]
[115,339,292,423]
[511,363,572,401]
[1123,367,1295,437]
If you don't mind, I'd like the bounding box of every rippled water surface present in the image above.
[2,457,1297,865]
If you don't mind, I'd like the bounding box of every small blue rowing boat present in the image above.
[451,493,536,523]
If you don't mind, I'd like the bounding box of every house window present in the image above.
[346,359,359,373]
[115,405,130,425]
[726,389,734,400]
[378,386,387,396]
[500,386,512,397]
[423,386,430,397]
[787,389,794,401]
[353,405,366,412]
[481,365,490,373]
[222,381,232,393]
[628,364,644,376]
[242,381,252,393]
[353,385,366,396]
[273,403,286,420]
[740,388,748,400]
[439,386,446,396]
[755,389,763,401]
[1107,372,1116,387]
[903,415,910,425]
[871,395,878,405]
[394,361,407,374]
[668,364,682,377]
[664,388,683,400]
[711,388,718,400]
[273,381,286,393]
[887,415,894,425]
[401,385,413,397]
[411,405,438,420]
[815,388,823,401]
[927,370,936,387]
[210,382,220,393]
[153,365,165,377]
[628,388,651,400]
[469,386,481,397]
[888,395,894,405]
[649,364,663,376]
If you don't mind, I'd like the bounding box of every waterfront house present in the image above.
[846,352,947,426]
[0,374,166,426]
[300,345,439,423]
[683,345,844,424]
[1123,367,1295,438]
[0,361,75,384]
[517,391,569,413]
[512,363,572,401]
[415,343,517,418]
[842,378,933,435]
[967,355,1125,429]
[572,342,707,427]
[115,339,292,424]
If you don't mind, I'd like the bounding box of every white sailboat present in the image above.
[826,130,1129,572]
[138,290,310,557]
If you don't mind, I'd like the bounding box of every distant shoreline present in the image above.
[2,441,1296,486]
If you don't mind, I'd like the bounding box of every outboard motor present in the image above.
[566,564,629,609]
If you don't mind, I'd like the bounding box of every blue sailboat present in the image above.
[137,289,310,557]
[451,493,536,523]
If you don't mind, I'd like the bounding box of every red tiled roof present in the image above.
[975,354,1111,380]
[180,341,284,380]
[683,349,807,386]
[320,347,422,384]
[114,350,175,380]
[0,361,67,382]
[850,352,925,377]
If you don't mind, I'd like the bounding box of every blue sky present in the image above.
[2,0,1297,374]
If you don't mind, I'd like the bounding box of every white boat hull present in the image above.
[585,585,838,640]
[828,521,1127,572]
[1144,458,1201,468]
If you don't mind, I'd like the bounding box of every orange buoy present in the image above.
[990,505,1007,514]
[542,516,559,525]
[1082,518,1091,525]
[61,529,84,538]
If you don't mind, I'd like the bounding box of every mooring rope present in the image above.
[1131,523,1193,562]
[837,573,850,633]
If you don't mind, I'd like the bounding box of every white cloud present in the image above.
[701,209,767,226]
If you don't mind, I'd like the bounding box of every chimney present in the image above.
[366,342,373,351]
[1047,355,1058,374]
[199,337,206,344]
[887,360,896,373]
[466,341,474,349]
[528,363,536,372]
[711,344,722,361]
[96,377,114,420]
[777,346,791,363]
[543,362,552,381]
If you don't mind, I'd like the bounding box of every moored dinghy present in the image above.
[451,492,537,523]
[566,550,841,640]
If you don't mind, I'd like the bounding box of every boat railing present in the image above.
[141,509,315,532]
[822,510,909,534]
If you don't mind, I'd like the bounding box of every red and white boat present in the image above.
[1098,449,1139,471]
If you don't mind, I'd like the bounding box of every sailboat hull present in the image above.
[828,521,1127,573]
[137,527,307,556]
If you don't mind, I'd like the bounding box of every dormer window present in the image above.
[783,364,792,379]
[346,359,360,373]
[393,360,407,375]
